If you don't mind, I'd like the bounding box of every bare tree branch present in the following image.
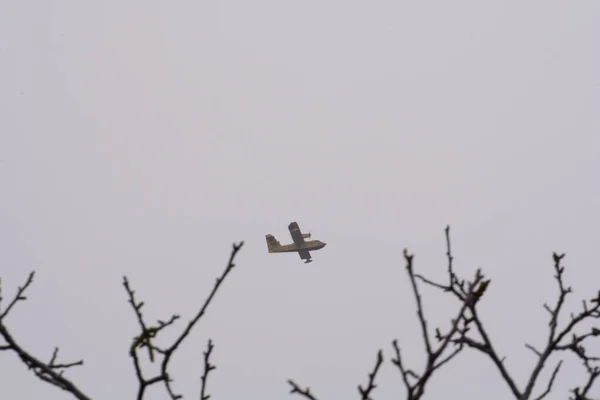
[462,306,521,398]
[391,339,415,391]
[391,226,474,400]
[0,272,35,320]
[123,275,175,399]
[125,241,244,399]
[452,249,600,400]
[288,350,384,400]
[4,226,600,400]
[288,380,319,400]
[404,250,432,355]
[358,349,384,400]
[0,272,91,400]
[522,253,600,400]
[570,361,600,400]
[534,360,562,400]
[526,344,542,358]
[200,339,215,400]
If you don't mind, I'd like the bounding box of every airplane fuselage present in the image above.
[270,240,327,253]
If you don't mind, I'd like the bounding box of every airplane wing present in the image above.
[288,221,305,245]
[298,250,311,261]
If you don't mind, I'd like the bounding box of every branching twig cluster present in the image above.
[125,241,244,400]
[1,241,243,400]
[404,228,600,400]
[287,227,486,400]
[391,227,481,400]
[0,272,91,400]
[448,250,600,400]
[287,226,600,400]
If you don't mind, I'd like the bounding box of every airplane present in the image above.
[266,222,327,263]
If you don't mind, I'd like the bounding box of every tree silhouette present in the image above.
[288,227,600,400]
[2,227,600,399]
[1,242,243,400]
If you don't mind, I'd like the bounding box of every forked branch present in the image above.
[358,350,384,400]
[125,241,244,400]
[392,227,475,400]
[440,239,600,399]
[288,349,384,400]
[0,272,91,400]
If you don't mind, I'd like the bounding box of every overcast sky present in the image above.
[1,1,599,399]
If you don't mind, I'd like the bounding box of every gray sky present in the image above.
[1,1,599,399]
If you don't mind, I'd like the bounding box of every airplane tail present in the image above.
[265,234,281,253]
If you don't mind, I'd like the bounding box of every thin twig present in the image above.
[534,360,562,400]
[466,307,522,398]
[391,339,413,391]
[404,250,432,355]
[200,339,216,400]
[0,271,35,320]
[358,349,384,400]
[288,380,319,400]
